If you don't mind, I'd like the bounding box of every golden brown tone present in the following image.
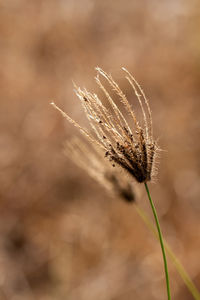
[1,1,200,299]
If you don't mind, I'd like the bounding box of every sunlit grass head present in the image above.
[51,67,159,183]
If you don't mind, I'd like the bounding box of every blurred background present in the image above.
[0,0,200,299]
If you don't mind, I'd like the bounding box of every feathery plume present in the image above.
[51,67,159,183]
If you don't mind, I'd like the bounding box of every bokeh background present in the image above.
[0,1,200,299]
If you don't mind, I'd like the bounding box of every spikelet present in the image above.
[51,67,159,183]
[64,137,136,203]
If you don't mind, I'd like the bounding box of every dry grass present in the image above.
[52,67,159,183]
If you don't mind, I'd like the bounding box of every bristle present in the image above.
[50,102,106,150]
[124,75,149,140]
[96,67,140,131]
[95,74,133,137]
[122,67,153,140]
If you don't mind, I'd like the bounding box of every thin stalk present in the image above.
[134,205,200,300]
[144,182,171,300]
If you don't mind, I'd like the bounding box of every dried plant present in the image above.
[51,67,171,298]
[51,68,200,299]
[52,67,159,183]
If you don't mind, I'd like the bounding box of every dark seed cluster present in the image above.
[104,127,155,183]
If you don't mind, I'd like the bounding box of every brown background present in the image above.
[0,1,200,299]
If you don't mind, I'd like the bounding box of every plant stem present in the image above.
[134,205,200,300]
[144,182,171,300]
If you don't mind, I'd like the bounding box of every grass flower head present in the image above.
[51,67,159,183]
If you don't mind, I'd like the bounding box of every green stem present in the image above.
[144,182,171,300]
[134,205,200,300]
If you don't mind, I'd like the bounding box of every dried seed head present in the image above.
[51,67,159,183]
[64,137,136,203]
